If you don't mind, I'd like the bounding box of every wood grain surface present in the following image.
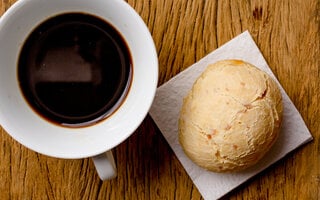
[0,0,319,199]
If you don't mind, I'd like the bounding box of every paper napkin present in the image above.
[149,31,313,200]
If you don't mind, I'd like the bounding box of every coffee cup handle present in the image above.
[92,150,117,180]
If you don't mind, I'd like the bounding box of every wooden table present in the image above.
[1,0,319,199]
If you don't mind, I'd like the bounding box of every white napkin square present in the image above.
[149,31,313,199]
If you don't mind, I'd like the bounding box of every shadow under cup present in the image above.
[18,12,133,128]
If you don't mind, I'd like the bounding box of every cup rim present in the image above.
[0,0,158,159]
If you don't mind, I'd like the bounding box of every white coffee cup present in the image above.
[0,0,158,180]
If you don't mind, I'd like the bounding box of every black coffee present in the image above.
[18,13,132,127]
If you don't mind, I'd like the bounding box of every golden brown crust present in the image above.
[178,59,283,172]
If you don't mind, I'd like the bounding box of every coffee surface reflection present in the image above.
[18,13,132,127]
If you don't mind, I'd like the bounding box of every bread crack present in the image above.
[190,121,208,137]
[253,79,268,102]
